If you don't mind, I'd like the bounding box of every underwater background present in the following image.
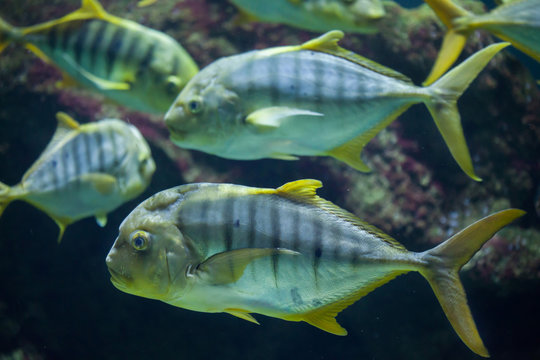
[0,0,539,359]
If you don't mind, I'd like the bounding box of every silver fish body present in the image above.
[0,112,155,241]
[165,31,508,180]
[106,179,525,357]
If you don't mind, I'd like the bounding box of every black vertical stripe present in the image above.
[124,33,139,68]
[247,196,257,249]
[96,131,105,172]
[81,132,92,171]
[291,206,301,252]
[71,135,81,184]
[73,21,90,65]
[293,51,301,106]
[108,128,118,167]
[313,55,324,112]
[137,42,156,76]
[312,215,323,288]
[269,55,280,105]
[198,199,210,249]
[105,26,125,78]
[332,222,343,260]
[171,53,179,75]
[59,23,72,51]
[47,25,58,51]
[89,20,108,73]
[270,200,281,287]
[224,197,234,252]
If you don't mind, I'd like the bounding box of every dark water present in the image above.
[1,1,539,359]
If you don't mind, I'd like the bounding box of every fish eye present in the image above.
[187,99,203,114]
[131,231,150,251]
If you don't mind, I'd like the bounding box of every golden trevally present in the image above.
[106,179,525,357]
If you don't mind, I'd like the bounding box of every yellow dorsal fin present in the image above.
[56,111,81,130]
[299,31,413,84]
[22,112,81,182]
[275,179,407,250]
[225,309,260,325]
[294,270,407,335]
[22,0,120,36]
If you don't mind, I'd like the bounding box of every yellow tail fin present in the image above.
[424,42,509,181]
[422,0,472,84]
[0,181,13,218]
[420,209,525,357]
[0,17,19,54]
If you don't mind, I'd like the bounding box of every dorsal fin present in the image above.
[22,112,80,182]
[275,179,407,250]
[22,0,121,36]
[299,31,413,84]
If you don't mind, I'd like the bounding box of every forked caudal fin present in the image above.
[0,181,12,218]
[424,42,509,181]
[419,209,525,357]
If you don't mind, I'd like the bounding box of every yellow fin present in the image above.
[79,173,117,195]
[0,182,14,218]
[59,53,130,90]
[194,248,299,285]
[423,30,469,86]
[270,153,299,160]
[56,112,81,130]
[137,0,157,7]
[95,213,107,227]
[422,0,470,29]
[425,42,509,181]
[420,209,525,357]
[52,216,72,243]
[299,31,412,84]
[246,107,323,130]
[326,103,411,171]
[56,72,81,88]
[22,112,81,183]
[24,44,53,63]
[275,179,407,250]
[225,309,260,325]
[290,270,407,335]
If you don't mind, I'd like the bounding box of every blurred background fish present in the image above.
[0,0,199,113]
[230,0,385,33]
[165,31,507,181]
[0,112,156,242]
[105,179,525,357]
[423,0,540,84]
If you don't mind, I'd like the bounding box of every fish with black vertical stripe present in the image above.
[165,30,509,181]
[0,0,199,113]
[0,112,155,242]
[105,178,524,357]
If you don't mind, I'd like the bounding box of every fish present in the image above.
[422,0,540,85]
[230,0,385,33]
[0,0,199,114]
[0,112,156,242]
[105,179,525,357]
[165,30,508,181]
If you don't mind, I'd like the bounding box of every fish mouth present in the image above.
[108,267,130,291]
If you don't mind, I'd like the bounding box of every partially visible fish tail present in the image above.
[422,0,472,84]
[0,181,13,218]
[424,42,509,181]
[0,17,20,54]
[419,209,525,357]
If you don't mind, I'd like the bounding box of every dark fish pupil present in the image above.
[135,237,144,247]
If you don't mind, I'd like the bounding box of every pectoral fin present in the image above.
[79,173,117,195]
[195,248,299,285]
[225,308,260,325]
[95,213,107,227]
[246,107,323,130]
[61,54,130,90]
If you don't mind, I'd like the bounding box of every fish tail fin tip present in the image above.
[0,181,13,218]
[420,208,525,357]
[424,42,509,181]
[0,17,19,54]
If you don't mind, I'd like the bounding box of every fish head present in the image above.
[106,188,194,301]
[164,63,242,153]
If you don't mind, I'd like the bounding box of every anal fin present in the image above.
[225,308,260,325]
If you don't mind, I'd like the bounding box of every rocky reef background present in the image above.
[0,0,539,359]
